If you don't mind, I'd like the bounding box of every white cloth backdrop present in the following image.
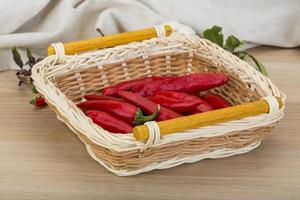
[0,0,299,71]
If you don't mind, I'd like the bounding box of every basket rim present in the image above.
[31,33,285,152]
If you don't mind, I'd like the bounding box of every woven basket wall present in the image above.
[32,33,285,176]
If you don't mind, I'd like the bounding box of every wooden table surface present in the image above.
[0,46,299,200]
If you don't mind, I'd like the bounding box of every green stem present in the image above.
[234,51,268,77]
[133,105,160,125]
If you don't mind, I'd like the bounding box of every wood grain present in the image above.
[0,46,300,200]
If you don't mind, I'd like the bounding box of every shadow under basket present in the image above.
[32,29,285,176]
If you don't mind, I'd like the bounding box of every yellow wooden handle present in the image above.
[47,25,172,55]
[133,97,283,141]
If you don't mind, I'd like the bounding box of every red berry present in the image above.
[30,96,47,107]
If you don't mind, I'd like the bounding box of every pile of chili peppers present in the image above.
[78,73,232,134]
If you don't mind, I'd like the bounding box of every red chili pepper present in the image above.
[102,76,171,96]
[202,93,231,109]
[77,100,159,125]
[188,101,214,114]
[118,91,182,121]
[87,110,132,134]
[30,96,47,107]
[132,73,229,96]
[84,94,125,102]
[148,91,203,113]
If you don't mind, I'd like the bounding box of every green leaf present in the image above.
[29,98,36,105]
[26,48,35,67]
[32,86,38,94]
[203,25,224,47]
[233,51,246,60]
[203,25,267,76]
[11,47,23,68]
[224,35,246,52]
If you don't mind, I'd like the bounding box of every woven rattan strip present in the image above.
[53,52,262,104]
[79,125,274,170]
[32,32,284,175]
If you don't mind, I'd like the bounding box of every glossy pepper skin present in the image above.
[148,91,203,113]
[84,94,125,102]
[87,110,132,134]
[118,91,182,121]
[77,100,159,125]
[132,73,229,96]
[188,101,214,114]
[102,76,170,96]
[202,93,231,109]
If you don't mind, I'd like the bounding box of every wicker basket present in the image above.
[32,25,285,176]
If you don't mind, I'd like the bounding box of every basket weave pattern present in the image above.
[32,33,284,176]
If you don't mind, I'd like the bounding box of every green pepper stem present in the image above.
[133,105,160,125]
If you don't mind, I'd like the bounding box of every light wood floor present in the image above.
[0,46,299,200]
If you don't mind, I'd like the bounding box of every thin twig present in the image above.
[96,28,105,36]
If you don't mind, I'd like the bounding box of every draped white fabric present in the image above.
[0,0,299,70]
